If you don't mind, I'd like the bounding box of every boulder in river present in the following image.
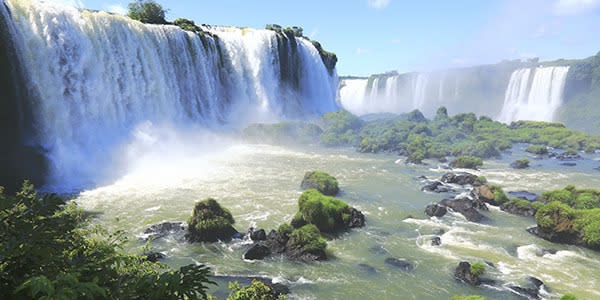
[185,198,238,243]
[454,261,480,285]
[431,236,441,246]
[425,204,447,217]
[142,222,185,240]
[441,172,482,186]
[244,243,271,260]
[422,181,454,193]
[508,276,545,299]
[384,258,414,271]
[300,171,339,196]
[439,198,487,222]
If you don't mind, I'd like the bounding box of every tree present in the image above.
[128,0,168,24]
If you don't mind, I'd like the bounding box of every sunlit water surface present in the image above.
[74,142,600,299]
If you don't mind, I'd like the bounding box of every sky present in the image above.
[48,0,600,76]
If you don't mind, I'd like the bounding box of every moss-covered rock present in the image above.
[227,279,287,300]
[185,198,238,243]
[300,171,339,196]
[285,224,327,260]
[449,156,483,169]
[294,189,364,233]
[510,158,530,169]
[526,145,548,155]
[500,198,543,217]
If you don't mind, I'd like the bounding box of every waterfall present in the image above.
[0,0,338,188]
[498,66,569,123]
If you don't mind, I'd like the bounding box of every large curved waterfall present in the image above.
[498,66,570,123]
[0,0,338,189]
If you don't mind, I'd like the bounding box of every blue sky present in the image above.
[50,0,600,76]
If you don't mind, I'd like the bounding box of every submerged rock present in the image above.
[454,261,480,285]
[248,228,267,241]
[425,204,447,217]
[384,258,413,271]
[439,198,487,222]
[358,263,377,274]
[508,277,545,299]
[556,152,582,160]
[561,162,577,167]
[368,245,390,255]
[243,243,271,260]
[508,191,538,201]
[500,201,538,217]
[142,222,185,240]
[431,236,441,246]
[346,207,366,228]
[140,251,165,263]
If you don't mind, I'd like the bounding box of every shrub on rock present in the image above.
[295,189,364,233]
[511,158,530,169]
[449,156,483,169]
[489,185,509,206]
[300,171,339,195]
[469,262,485,276]
[186,198,237,243]
[285,224,327,261]
[227,280,285,300]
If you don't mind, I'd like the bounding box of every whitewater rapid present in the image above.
[0,0,339,188]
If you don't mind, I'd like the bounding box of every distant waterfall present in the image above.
[498,66,569,123]
[0,0,338,187]
[338,73,436,115]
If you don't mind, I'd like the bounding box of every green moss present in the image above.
[477,176,488,184]
[469,262,485,276]
[297,189,351,233]
[449,156,483,169]
[320,110,364,146]
[526,145,548,155]
[277,223,294,236]
[506,198,532,210]
[531,201,544,211]
[540,186,600,209]
[560,294,577,300]
[489,185,509,205]
[301,171,339,196]
[289,224,327,252]
[187,198,236,242]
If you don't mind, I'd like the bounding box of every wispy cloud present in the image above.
[308,28,319,39]
[107,3,127,15]
[519,52,538,59]
[367,0,391,9]
[356,48,371,54]
[390,38,403,44]
[553,0,600,15]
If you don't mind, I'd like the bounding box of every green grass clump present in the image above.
[560,294,577,300]
[477,176,488,184]
[449,156,483,169]
[506,198,533,210]
[301,171,339,196]
[489,185,509,205]
[469,262,486,276]
[526,145,548,155]
[296,189,351,233]
[289,224,327,252]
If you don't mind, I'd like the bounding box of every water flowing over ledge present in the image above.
[339,66,570,123]
[0,0,339,189]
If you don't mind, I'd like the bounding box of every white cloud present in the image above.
[107,3,127,15]
[308,28,319,39]
[367,0,391,9]
[390,38,402,44]
[519,52,538,59]
[553,0,600,15]
[356,48,370,54]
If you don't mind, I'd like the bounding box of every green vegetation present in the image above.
[277,223,294,237]
[539,185,600,209]
[288,224,327,252]
[535,201,600,248]
[449,156,483,169]
[127,0,167,24]
[301,171,339,196]
[560,293,578,300]
[227,280,285,300]
[450,296,485,300]
[320,110,364,146]
[0,182,214,299]
[489,185,509,205]
[173,18,204,34]
[242,122,323,145]
[477,176,488,184]
[295,189,351,233]
[469,262,486,277]
[187,198,237,242]
[505,198,544,211]
[526,145,548,155]
[512,158,530,169]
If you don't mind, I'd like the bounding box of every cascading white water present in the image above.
[498,66,569,123]
[338,72,440,115]
[1,0,338,188]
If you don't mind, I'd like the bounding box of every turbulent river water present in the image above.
[74,139,600,300]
